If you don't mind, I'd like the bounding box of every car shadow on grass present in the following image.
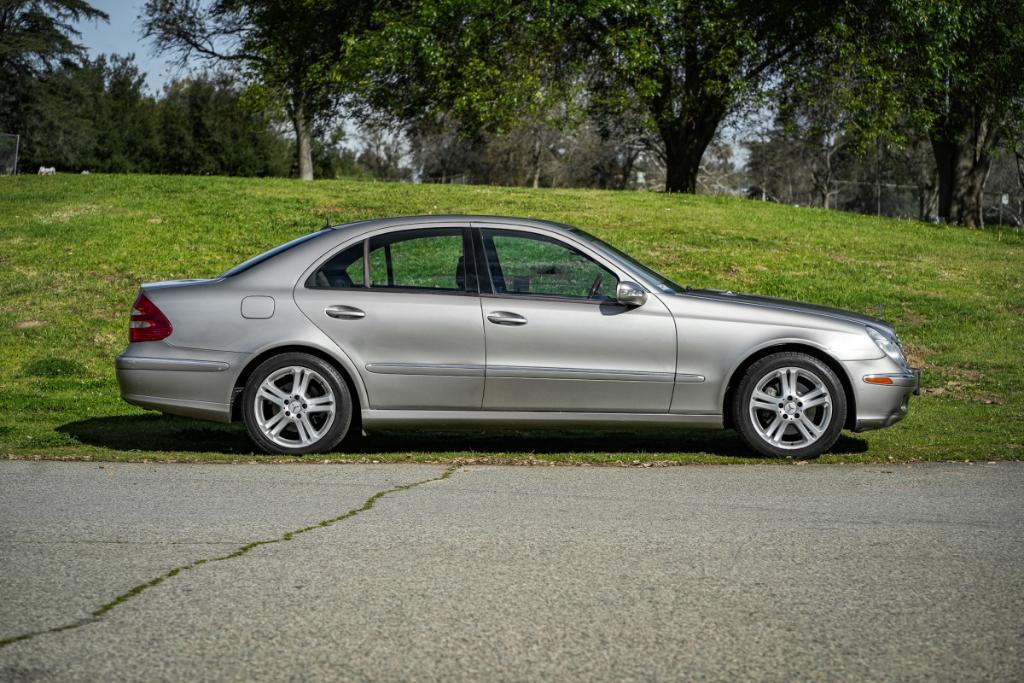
[57,414,870,460]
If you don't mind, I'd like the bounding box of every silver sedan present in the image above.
[116,215,920,458]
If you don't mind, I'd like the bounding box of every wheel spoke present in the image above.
[293,416,311,444]
[262,410,286,430]
[299,414,319,440]
[297,370,313,399]
[798,414,822,437]
[763,416,786,443]
[751,390,778,408]
[801,388,829,408]
[258,389,285,407]
[792,419,810,442]
[306,401,333,413]
[777,369,790,398]
[268,415,289,438]
[259,383,289,405]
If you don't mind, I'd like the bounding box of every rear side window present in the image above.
[221,230,330,278]
[307,228,469,292]
[307,242,365,288]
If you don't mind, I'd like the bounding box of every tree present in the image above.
[908,1,1024,227]
[575,1,849,193]
[347,0,580,182]
[354,0,849,193]
[794,1,1024,226]
[157,72,290,176]
[0,0,107,169]
[95,55,161,173]
[143,0,371,180]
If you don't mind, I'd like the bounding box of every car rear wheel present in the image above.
[242,352,352,455]
[731,352,847,459]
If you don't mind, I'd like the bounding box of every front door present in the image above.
[295,226,485,410]
[477,226,677,413]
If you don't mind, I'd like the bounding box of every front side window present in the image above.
[481,229,618,301]
[307,228,468,292]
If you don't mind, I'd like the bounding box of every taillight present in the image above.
[129,293,173,342]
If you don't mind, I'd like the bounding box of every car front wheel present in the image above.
[732,352,847,459]
[241,352,352,455]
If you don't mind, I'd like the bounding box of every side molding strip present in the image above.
[115,357,230,372]
[487,365,675,382]
[365,363,485,377]
[363,364,704,384]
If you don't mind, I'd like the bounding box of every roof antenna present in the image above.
[321,217,332,231]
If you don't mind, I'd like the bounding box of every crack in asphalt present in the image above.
[0,465,459,650]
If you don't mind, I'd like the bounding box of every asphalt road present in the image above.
[1,460,1022,681]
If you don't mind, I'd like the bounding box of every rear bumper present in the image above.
[119,393,232,422]
[116,344,247,423]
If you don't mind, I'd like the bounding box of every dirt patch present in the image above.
[901,341,935,369]
[37,203,99,223]
[901,306,928,325]
[13,320,46,329]
[1011,306,1024,316]
[93,331,120,347]
[828,251,852,263]
[922,376,1003,404]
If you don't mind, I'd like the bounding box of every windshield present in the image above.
[220,230,330,278]
[568,227,688,294]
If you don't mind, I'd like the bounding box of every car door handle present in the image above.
[487,311,527,326]
[325,305,365,320]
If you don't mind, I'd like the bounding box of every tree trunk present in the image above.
[929,107,998,227]
[530,135,542,189]
[659,116,720,193]
[293,102,314,181]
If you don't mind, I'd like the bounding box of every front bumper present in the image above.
[848,365,921,432]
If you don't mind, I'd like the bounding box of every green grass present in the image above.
[1,173,1021,465]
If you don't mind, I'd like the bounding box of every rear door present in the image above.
[475,224,677,413]
[294,225,485,410]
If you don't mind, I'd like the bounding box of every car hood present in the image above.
[684,288,894,334]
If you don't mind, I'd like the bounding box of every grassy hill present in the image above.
[1,173,1021,464]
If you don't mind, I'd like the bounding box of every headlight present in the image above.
[866,326,906,366]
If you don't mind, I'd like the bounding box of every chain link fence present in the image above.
[0,133,19,175]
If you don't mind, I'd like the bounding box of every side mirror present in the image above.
[616,281,647,307]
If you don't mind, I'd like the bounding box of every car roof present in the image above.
[328,215,580,236]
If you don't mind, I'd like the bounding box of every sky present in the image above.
[72,0,182,93]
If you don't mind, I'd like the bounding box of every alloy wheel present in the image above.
[748,366,832,450]
[253,365,337,448]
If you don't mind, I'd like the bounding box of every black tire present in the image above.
[731,351,847,459]
[241,352,353,455]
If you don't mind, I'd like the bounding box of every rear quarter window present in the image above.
[220,230,331,278]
